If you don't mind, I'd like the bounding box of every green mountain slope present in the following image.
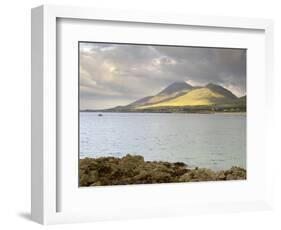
[124,81,193,109]
[99,82,246,113]
[138,83,238,109]
[206,83,237,100]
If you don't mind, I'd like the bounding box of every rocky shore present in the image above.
[80,154,246,186]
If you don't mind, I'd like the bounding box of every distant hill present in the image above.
[157,81,193,96]
[138,85,236,109]
[122,81,193,110]
[206,83,237,100]
[86,82,246,113]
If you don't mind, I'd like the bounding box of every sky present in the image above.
[80,42,246,110]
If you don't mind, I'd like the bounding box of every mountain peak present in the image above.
[206,82,217,87]
[157,81,193,96]
[206,83,237,99]
[172,81,192,86]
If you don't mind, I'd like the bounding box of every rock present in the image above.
[90,181,102,186]
[179,173,192,182]
[190,168,216,181]
[162,162,172,168]
[174,162,186,167]
[118,154,145,176]
[88,170,99,184]
[217,171,226,180]
[79,154,246,186]
[88,161,99,170]
[230,166,246,179]
[224,166,246,180]
[153,171,172,183]
[226,174,235,180]
[79,174,90,186]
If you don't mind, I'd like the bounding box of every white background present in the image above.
[58,18,267,216]
[0,0,280,229]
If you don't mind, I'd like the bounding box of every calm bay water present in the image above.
[80,112,246,170]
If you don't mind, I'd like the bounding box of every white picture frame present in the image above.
[31,5,274,225]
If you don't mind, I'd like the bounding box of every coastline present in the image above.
[80,154,246,186]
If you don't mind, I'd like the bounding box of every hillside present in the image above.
[122,81,193,110]
[138,83,238,109]
[139,88,226,108]
[89,82,246,113]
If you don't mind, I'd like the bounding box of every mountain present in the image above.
[238,95,246,102]
[138,83,239,109]
[123,81,193,109]
[157,81,193,96]
[121,96,154,109]
[96,82,246,113]
[206,83,237,100]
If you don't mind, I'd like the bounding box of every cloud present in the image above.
[79,43,246,110]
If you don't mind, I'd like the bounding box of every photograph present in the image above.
[79,42,247,187]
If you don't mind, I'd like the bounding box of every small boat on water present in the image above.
[98,114,103,117]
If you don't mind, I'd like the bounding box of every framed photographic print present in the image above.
[31,5,274,225]
[78,42,247,187]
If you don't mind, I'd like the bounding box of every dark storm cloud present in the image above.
[80,43,246,110]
